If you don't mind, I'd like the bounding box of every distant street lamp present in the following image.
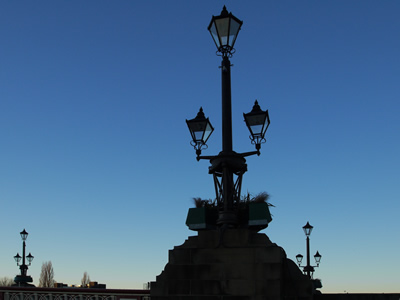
[296,222,322,279]
[186,6,270,227]
[13,229,35,286]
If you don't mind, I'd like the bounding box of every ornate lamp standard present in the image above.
[296,222,322,279]
[13,229,35,286]
[186,6,270,227]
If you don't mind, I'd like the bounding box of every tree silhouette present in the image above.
[39,261,55,287]
[0,277,14,286]
[81,272,90,287]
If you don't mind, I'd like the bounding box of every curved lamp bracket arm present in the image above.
[197,150,259,161]
[240,150,260,157]
[196,154,217,161]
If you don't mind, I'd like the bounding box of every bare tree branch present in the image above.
[0,277,14,286]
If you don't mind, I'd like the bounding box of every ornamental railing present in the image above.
[0,288,150,300]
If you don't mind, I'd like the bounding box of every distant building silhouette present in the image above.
[54,281,106,289]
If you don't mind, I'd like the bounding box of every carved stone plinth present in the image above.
[151,229,312,300]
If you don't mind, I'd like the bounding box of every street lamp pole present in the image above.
[221,55,233,153]
[186,6,271,228]
[296,222,322,279]
[13,229,34,286]
[22,237,27,276]
[218,54,237,226]
[306,233,310,276]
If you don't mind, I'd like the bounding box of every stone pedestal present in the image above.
[151,229,312,300]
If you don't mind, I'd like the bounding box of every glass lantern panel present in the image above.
[215,18,230,46]
[209,22,220,48]
[245,112,268,138]
[188,119,213,144]
[188,121,206,141]
[249,124,263,137]
[203,122,213,143]
[193,130,204,141]
[247,111,267,126]
[247,114,266,126]
[228,18,241,47]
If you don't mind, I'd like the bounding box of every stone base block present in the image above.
[151,228,313,300]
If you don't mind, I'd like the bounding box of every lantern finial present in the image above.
[221,6,228,16]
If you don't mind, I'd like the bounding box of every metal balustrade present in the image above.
[0,287,150,300]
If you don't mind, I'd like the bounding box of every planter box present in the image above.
[186,203,272,231]
[248,202,272,230]
[185,207,218,231]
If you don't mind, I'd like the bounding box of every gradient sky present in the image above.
[1,1,399,294]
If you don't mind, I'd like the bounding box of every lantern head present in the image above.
[208,6,243,56]
[303,222,313,237]
[20,229,28,241]
[186,107,214,157]
[244,100,270,151]
[14,253,22,265]
[314,251,322,266]
[26,253,34,265]
[296,254,303,266]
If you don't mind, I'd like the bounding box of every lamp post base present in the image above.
[217,211,237,227]
[151,229,313,299]
[13,275,35,287]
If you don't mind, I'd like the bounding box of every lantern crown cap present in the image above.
[195,107,205,119]
[220,6,228,17]
[250,100,261,113]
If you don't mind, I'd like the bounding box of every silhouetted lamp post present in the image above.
[186,6,270,227]
[296,222,322,279]
[13,229,34,286]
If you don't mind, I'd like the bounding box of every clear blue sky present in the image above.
[1,1,399,294]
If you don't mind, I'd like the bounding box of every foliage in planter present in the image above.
[186,198,218,230]
[193,197,217,209]
[187,192,273,231]
[239,192,274,230]
[312,278,323,291]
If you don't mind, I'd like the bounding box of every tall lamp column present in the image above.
[13,229,34,286]
[296,222,322,279]
[186,6,271,228]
